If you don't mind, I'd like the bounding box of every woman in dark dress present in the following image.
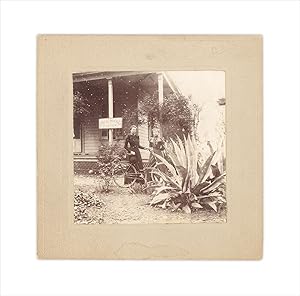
[124,125,150,171]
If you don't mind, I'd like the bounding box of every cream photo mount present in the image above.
[37,35,263,259]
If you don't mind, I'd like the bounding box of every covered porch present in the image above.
[73,71,180,173]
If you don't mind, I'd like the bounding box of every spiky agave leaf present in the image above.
[159,134,200,193]
[187,134,198,187]
[218,138,226,174]
[211,138,225,173]
[191,202,203,209]
[171,135,197,191]
[170,138,185,168]
[176,135,187,168]
[152,152,181,185]
[182,135,191,193]
[192,152,216,195]
[176,165,187,189]
[171,202,182,212]
[210,144,220,165]
[217,196,226,203]
[206,201,218,212]
[150,169,181,190]
[199,152,216,184]
[191,135,198,153]
[142,183,165,191]
[200,173,226,194]
[182,204,191,214]
[150,193,171,205]
[167,148,181,168]
[151,186,177,197]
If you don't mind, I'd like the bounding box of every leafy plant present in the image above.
[73,90,92,120]
[135,91,198,140]
[95,142,127,192]
[148,134,226,213]
[161,94,196,140]
[74,189,105,224]
[137,91,160,128]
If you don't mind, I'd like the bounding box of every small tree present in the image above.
[138,91,160,128]
[135,90,198,140]
[96,142,127,192]
[161,94,195,140]
[121,105,139,135]
[73,90,91,120]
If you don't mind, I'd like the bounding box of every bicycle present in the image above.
[112,151,165,189]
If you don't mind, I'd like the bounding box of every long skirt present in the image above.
[130,148,143,171]
[124,149,144,184]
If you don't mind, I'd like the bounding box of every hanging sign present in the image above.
[99,117,123,129]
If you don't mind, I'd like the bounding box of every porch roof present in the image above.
[72,71,181,95]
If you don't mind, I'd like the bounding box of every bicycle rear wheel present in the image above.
[113,162,137,188]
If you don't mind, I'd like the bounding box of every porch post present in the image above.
[158,73,164,133]
[108,79,113,144]
[158,72,164,105]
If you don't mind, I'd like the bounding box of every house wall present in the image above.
[137,96,150,160]
[73,73,172,159]
[81,115,150,159]
[138,123,150,160]
[82,116,100,154]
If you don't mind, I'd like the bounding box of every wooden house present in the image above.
[73,71,180,173]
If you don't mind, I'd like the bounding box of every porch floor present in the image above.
[74,154,97,161]
[73,153,149,174]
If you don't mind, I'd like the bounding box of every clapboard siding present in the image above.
[81,114,150,159]
[83,117,127,155]
[139,123,150,160]
[83,117,100,154]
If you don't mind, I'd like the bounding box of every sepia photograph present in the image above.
[36,34,262,259]
[73,71,226,224]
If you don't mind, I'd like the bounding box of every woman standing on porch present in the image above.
[124,125,150,171]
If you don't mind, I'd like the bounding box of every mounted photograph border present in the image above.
[37,35,263,259]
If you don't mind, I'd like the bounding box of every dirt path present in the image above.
[74,175,226,224]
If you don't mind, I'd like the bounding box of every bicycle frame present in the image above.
[112,151,164,189]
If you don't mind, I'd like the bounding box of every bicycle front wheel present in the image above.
[112,162,137,188]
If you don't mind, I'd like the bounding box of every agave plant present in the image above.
[148,134,226,213]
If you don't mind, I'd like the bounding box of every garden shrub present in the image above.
[95,142,127,192]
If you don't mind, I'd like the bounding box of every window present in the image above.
[114,129,124,140]
[100,129,125,141]
[101,129,108,140]
[73,118,81,139]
